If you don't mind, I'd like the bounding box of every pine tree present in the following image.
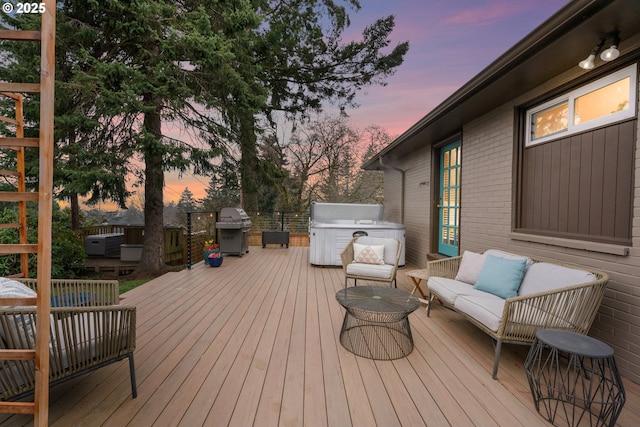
[54,1,260,271]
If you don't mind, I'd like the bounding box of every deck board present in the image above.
[1,246,638,426]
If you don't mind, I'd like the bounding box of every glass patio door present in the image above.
[438,141,461,257]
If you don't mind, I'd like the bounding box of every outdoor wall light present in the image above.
[600,32,620,61]
[579,31,620,70]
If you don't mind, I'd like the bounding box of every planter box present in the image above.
[120,244,143,262]
[85,233,125,256]
[262,230,290,248]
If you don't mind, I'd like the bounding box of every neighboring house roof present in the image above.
[362,0,640,170]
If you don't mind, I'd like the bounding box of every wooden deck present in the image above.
[2,246,639,426]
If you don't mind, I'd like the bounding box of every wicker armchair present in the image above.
[426,254,608,378]
[340,236,402,288]
[0,279,137,401]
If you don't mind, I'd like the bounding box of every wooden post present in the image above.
[34,1,56,425]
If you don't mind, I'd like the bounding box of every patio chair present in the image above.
[0,278,137,401]
[340,236,402,288]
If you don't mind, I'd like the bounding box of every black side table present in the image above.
[524,329,626,427]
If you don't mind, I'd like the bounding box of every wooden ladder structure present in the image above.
[0,92,31,279]
[0,1,56,425]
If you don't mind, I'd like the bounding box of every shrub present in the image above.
[0,203,85,278]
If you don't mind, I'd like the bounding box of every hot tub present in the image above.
[309,203,405,266]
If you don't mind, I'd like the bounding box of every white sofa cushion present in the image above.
[346,262,394,279]
[454,294,506,332]
[518,262,598,296]
[484,249,533,268]
[454,251,486,284]
[428,277,488,305]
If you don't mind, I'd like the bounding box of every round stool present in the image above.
[524,329,626,427]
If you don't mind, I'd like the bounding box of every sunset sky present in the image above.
[162,0,570,204]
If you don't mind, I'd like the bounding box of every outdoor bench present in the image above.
[0,278,137,401]
[426,249,608,379]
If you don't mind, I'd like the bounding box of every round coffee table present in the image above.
[335,286,421,360]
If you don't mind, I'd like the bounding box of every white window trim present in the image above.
[526,63,637,147]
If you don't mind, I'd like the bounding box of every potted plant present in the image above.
[203,240,223,267]
[207,250,223,267]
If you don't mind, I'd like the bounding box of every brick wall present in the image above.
[384,70,640,383]
[382,144,432,267]
[458,91,640,384]
[459,105,517,253]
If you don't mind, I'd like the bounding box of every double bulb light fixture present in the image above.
[579,31,620,70]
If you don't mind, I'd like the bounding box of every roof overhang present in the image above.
[363,0,640,170]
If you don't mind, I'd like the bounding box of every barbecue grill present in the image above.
[216,207,252,256]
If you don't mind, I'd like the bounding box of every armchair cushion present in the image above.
[0,277,36,300]
[0,278,37,344]
[353,236,399,265]
[346,263,394,279]
[353,243,385,265]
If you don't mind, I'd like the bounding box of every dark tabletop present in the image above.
[536,329,614,358]
[336,286,421,316]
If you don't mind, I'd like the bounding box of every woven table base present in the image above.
[339,313,414,360]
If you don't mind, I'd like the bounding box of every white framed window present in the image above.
[526,63,637,146]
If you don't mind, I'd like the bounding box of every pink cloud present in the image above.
[440,1,532,26]
[164,171,209,203]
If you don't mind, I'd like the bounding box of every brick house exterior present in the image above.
[363,0,640,383]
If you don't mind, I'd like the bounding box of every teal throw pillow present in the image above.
[473,254,526,299]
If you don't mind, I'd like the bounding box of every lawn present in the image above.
[119,279,150,294]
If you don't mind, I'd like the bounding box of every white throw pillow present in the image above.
[353,243,385,265]
[0,277,36,300]
[455,251,486,284]
[0,277,37,346]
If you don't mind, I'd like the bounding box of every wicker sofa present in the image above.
[0,278,137,401]
[426,250,608,379]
